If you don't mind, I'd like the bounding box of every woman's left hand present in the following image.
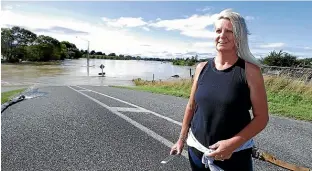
[206,139,236,161]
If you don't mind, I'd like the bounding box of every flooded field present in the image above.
[1,58,195,91]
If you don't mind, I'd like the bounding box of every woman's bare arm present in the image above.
[228,62,269,148]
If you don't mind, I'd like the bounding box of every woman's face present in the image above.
[214,18,236,52]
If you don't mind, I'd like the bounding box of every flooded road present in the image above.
[1,58,195,91]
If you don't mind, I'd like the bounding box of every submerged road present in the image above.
[1,85,311,171]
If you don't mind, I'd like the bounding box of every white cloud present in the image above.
[1,10,93,32]
[149,14,219,39]
[151,14,218,30]
[3,8,308,59]
[102,17,147,28]
[100,12,221,39]
[100,13,220,39]
[252,42,290,57]
[2,9,215,58]
[142,27,150,31]
[181,30,216,39]
[304,47,312,50]
[259,43,285,48]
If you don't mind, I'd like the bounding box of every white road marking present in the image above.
[73,85,182,126]
[68,86,189,159]
[78,90,91,92]
[110,107,147,113]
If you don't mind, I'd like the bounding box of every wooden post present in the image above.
[190,68,192,77]
[153,74,155,82]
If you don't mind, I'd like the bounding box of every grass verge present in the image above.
[116,76,312,122]
[1,88,27,104]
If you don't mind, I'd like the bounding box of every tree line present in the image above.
[1,26,311,68]
[82,50,312,68]
[85,53,170,61]
[1,26,83,62]
[84,53,201,66]
[259,50,312,68]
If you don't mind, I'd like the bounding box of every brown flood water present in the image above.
[1,58,194,91]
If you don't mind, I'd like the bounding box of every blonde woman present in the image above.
[170,9,269,171]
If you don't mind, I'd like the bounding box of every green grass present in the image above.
[116,78,193,98]
[267,91,312,120]
[116,76,312,122]
[263,76,312,121]
[1,88,26,104]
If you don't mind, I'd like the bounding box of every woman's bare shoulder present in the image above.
[245,61,261,74]
[244,61,265,91]
[192,61,208,82]
[196,61,208,72]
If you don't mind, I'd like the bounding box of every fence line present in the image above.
[261,65,312,84]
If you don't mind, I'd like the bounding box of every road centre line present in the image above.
[68,86,189,159]
[73,85,183,126]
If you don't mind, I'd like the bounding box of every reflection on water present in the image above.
[1,58,196,87]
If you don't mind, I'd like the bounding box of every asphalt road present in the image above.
[1,85,311,171]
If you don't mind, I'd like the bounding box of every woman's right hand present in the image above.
[170,139,185,155]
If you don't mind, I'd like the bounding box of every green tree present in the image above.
[281,52,299,67]
[60,43,68,60]
[95,51,103,55]
[298,58,312,68]
[261,50,300,67]
[261,50,284,66]
[12,26,37,61]
[25,45,41,61]
[59,41,82,59]
[11,26,37,46]
[136,56,141,60]
[1,27,37,62]
[1,26,84,62]
[1,28,14,61]
[34,35,61,61]
[108,53,116,56]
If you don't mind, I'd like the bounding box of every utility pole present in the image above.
[87,40,90,76]
[76,36,90,76]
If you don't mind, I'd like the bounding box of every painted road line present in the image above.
[110,107,148,113]
[78,90,91,92]
[73,85,182,126]
[68,86,189,159]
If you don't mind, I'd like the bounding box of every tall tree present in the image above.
[11,26,37,46]
[1,28,14,61]
[34,35,61,61]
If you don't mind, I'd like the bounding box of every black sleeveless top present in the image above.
[190,57,252,147]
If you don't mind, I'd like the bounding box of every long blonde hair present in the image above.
[215,9,262,67]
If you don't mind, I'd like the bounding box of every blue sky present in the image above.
[2,1,312,59]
